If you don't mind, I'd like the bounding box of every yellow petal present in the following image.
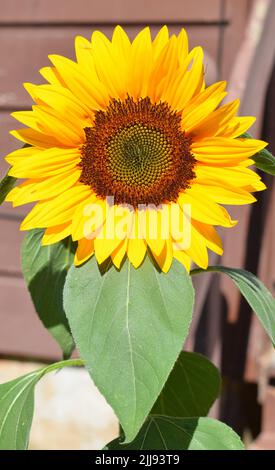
[128,27,153,99]
[220,116,256,138]
[39,66,65,86]
[195,164,263,188]
[192,220,223,256]
[74,238,95,266]
[162,46,204,110]
[32,106,85,146]
[178,189,237,227]
[191,137,267,166]
[28,84,91,118]
[111,26,131,90]
[42,222,72,245]
[182,80,227,117]
[11,110,41,131]
[5,146,41,165]
[177,28,189,67]
[71,195,105,241]
[143,207,168,256]
[182,92,227,134]
[94,206,133,264]
[185,224,208,269]
[126,211,147,268]
[192,99,239,139]
[148,35,178,101]
[10,128,61,149]
[20,184,91,229]
[94,236,125,265]
[152,25,169,61]
[48,54,109,109]
[127,237,147,268]
[193,182,256,205]
[8,147,81,178]
[150,238,173,273]
[173,250,191,272]
[112,26,131,59]
[92,30,126,99]
[7,169,81,206]
[111,239,127,268]
[75,36,93,71]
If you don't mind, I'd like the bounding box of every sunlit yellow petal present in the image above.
[152,25,169,61]
[128,27,153,99]
[39,66,65,86]
[178,189,237,227]
[7,169,81,206]
[48,54,109,109]
[8,147,81,178]
[192,220,223,256]
[74,238,94,266]
[173,250,191,272]
[42,222,72,245]
[192,137,267,165]
[20,184,91,230]
[111,239,127,268]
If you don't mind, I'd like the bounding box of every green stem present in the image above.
[190,266,221,276]
[39,358,85,378]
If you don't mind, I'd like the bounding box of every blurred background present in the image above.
[0,0,274,450]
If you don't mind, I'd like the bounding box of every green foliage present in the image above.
[64,257,194,442]
[192,266,275,344]
[21,230,75,358]
[106,416,244,450]
[0,173,17,205]
[0,359,84,450]
[241,132,275,175]
[152,351,221,417]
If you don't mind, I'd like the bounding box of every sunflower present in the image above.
[5,26,266,272]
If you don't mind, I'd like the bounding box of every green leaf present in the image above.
[64,257,194,442]
[0,173,17,205]
[191,266,275,344]
[106,416,244,450]
[0,373,37,450]
[21,229,75,359]
[0,358,84,450]
[151,351,220,417]
[241,132,275,175]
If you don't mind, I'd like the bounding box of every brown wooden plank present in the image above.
[0,25,219,110]
[0,113,20,174]
[0,112,27,216]
[221,0,251,79]
[0,275,61,359]
[0,0,222,23]
[0,218,23,274]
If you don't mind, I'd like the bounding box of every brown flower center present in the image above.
[80,96,195,207]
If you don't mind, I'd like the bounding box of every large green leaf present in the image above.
[64,257,194,442]
[106,416,244,450]
[0,359,84,450]
[191,266,275,344]
[21,229,75,359]
[151,351,220,417]
[241,132,275,175]
[0,173,17,205]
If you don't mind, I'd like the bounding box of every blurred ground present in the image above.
[0,359,119,450]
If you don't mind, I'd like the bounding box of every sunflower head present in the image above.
[80,95,195,207]
[5,26,267,272]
